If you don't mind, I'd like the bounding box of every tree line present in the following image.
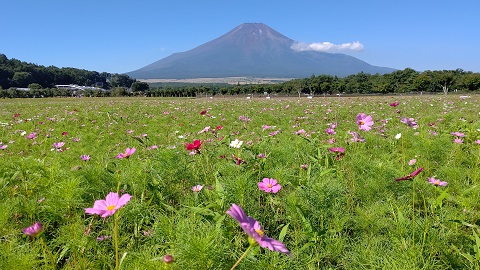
[1,53,479,98]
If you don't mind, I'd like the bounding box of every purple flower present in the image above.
[356,113,374,131]
[400,117,418,128]
[22,222,43,237]
[26,132,37,139]
[80,154,91,161]
[258,178,282,193]
[325,128,336,135]
[85,192,132,218]
[428,177,448,186]
[395,167,424,181]
[328,147,345,153]
[226,204,290,255]
[115,147,136,159]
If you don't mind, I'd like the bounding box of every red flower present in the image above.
[200,110,207,115]
[395,167,424,181]
[186,140,202,151]
[216,125,223,130]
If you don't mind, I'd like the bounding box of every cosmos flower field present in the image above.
[0,94,479,269]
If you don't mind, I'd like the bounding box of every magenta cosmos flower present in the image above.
[115,147,136,159]
[85,192,132,218]
[395,167,424,181]
[80,154,91,161]
[226,204,290,255]
[258,178,282,193]
[356,113,374,131]
[22,222,44,237]
[428,177,448,186]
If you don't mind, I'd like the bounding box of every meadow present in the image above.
[0,94,479,269]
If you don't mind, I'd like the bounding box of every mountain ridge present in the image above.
[127,23,395,79]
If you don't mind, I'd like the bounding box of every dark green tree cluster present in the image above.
[0,54,138,90]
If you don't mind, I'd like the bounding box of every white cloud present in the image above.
[291,41,364,52]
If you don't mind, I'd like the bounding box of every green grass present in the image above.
[0,95,479,269]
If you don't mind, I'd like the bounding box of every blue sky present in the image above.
[2,0,479,74]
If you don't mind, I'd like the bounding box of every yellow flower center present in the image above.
[267,184,272,188]
[435,180,440,185]
[107,205,115,211]
[255,228,264,237]
[359,121,365,125]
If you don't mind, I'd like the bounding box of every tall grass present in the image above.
[0,95,479,269]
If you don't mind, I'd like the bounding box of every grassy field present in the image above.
[0,95,479,269]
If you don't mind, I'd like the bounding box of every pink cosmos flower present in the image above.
[258,178,282,193]
[356,113,374,131]
[22,222,43,237]
[53,142,65,149]
[257,153,267,159]
[408,159,416,165]
[400,117,418,128]
[325,128,336,135]
[329,147,345,153]
[475,140,480,145]
[395,167,424,181]
[428,177,448,186]
[163,254,174,264]
[0,144,7,150]
[295,129,306,135]
[80,154,91,161]
[192,185,203,192]
[226,204,290,255]
[453,139,463,144]
[85,192,132,218]
[390,102,399,107]
[26,132,37,139]
[348,131,365,142]
[450,132,465,137]
[115,147,136,159]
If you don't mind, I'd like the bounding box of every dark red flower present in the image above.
[389,102,399,107]
[395,167,424,181]
[200,110,207,115]
[185,140,202,151]
[232,154,246,165]
[216,125,223,130]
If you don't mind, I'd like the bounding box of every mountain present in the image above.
[126,23,395,79]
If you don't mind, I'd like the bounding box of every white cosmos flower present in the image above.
[230,139,243,148]
[395,133,402,139]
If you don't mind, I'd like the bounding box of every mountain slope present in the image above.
[127,23,395,79]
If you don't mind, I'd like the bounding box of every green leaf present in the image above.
[278,223,289,242]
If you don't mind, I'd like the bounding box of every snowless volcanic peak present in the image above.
[127,23,395,79]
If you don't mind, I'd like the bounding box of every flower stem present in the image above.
[230,244,253,270]
[114,214,119,270]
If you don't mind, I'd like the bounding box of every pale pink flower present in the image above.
[53,142,65,149]
[192,185,203,192]
[356,113,374,131]
[325,128,336,135]
[408,159,416,165]
[453,139,463,144]
[428,177,448,186]
[80,154,91,161]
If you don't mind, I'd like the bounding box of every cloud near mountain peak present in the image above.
[291,41,364,52]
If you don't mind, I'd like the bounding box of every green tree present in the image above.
[131,81,150,93]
